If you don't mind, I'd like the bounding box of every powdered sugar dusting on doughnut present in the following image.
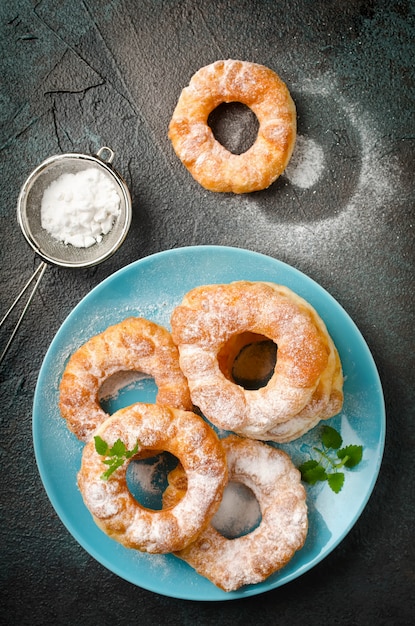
[77,404,227,554]
[169,60,296,193]
[83,477,122,519]
[60,317,192,442]
[171,281,342,438]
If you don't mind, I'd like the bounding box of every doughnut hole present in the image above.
[218,332,277,390]
[126,452,179,511]
[99,371,158,414]
[211,481,262,539]
[207,102,259,154]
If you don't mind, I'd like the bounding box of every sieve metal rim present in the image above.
[16,148,132,268]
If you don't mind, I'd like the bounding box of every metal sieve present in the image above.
[0,147,132,365]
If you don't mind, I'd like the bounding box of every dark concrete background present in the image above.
[0,1,414,624]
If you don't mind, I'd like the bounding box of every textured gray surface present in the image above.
[0,1,414,624]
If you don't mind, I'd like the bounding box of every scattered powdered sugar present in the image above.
[212,481,261,538]
[296,71,398,206]
[284,134,325,188]
[228,69,399,262]
[41,167,120,247]
[99,371,151,401]
[127,456,164,496]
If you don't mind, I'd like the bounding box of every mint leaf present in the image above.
[94,435,109,456]
[297,426,364,494]
[94,436,141,480]
[321,425,343,449]
[327,472,345,493]
[299,460,328,485]
[110,438,126,457]
[101,458,125,480]
[337,445,363,468]
[125,441,140,459]
[299,459,319,473]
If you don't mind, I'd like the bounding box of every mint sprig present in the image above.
[94,435,140,480]
[298,425,363,494]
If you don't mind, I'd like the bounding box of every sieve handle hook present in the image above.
[96,146,115,164]
[0,261,47,366]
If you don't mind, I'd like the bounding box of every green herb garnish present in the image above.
[298,425,363,494]
[94,435,140,480]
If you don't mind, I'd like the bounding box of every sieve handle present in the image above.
[0,261,47,366]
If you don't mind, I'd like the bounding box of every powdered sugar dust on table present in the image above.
[33,246,385,601]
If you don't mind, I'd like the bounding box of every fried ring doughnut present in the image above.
[259,342,344,442]
[163,435,308,591]
[60,317,192,442]
[170,281,331,437]
[168,59,296,193]
[240,297,344,442]
[77,403,228,553]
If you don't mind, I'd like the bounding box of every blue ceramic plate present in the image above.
[33,246,385,600]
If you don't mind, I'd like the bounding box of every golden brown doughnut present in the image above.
[170,281,332,437]
[59,317,192,441]
[77,403,228,554]
[168,60,296,193]
[259,341,344,442]
[163,435,308,591]
[242,294,344,442]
